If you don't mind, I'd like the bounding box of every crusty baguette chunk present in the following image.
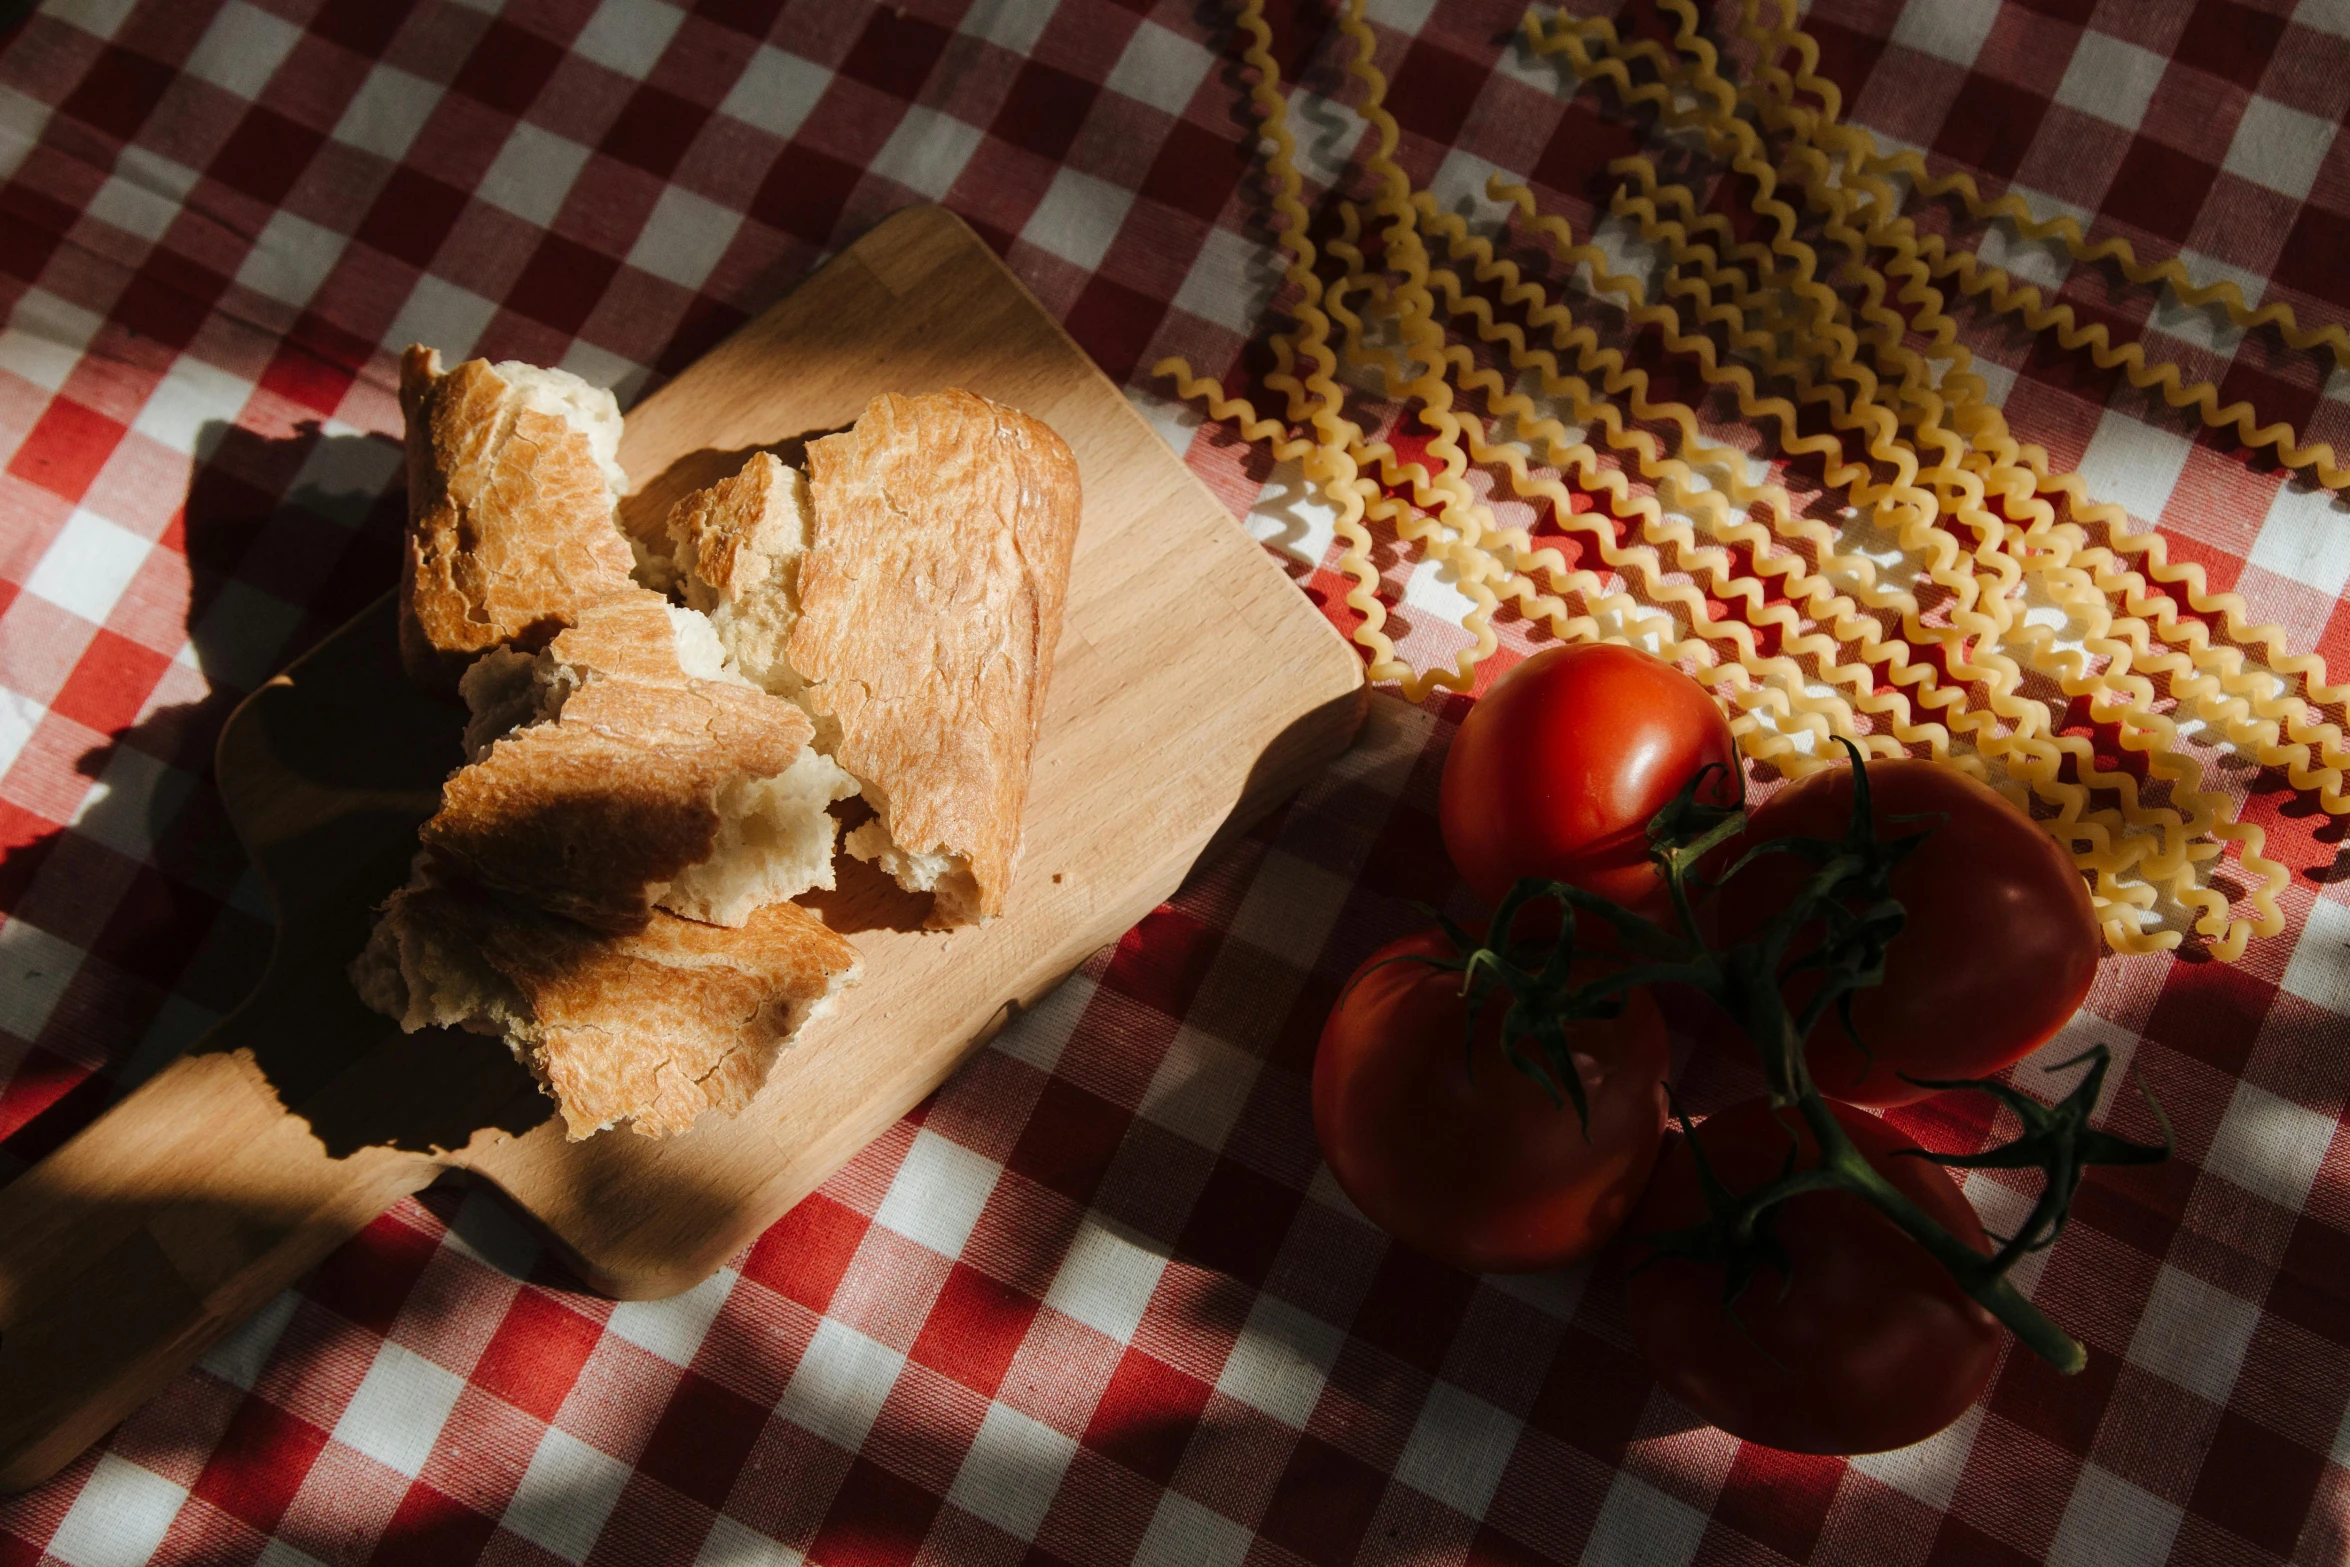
[352,870,861,1139]
[426,592,856,931]
[672,390,1071,927]
[397,345,639,689]
[795,391,1080,925]
[655,395,1080,925]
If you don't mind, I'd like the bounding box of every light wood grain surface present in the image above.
[0,206,1366,1491]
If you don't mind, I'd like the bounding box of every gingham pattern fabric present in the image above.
[0,0,2345,1562]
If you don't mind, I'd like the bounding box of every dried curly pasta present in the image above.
[1471,182,2217,947]
[1413,17,2193,914]
[1413,201,1951,751]
[1724,0,2347,491]
[1528,2,2292,956]
[1153,0,1422,691]
[1729,0,2350,382]
[1725,0,2350,794]
[1644,0,2297,952]
[1153,0,2317,958]
[1476,111,2170,882]
[1319,5,1905,770]
[1410,201,1949,760]
[1513,3,2284,944]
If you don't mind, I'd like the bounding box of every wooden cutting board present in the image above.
[0,205,1366,1491]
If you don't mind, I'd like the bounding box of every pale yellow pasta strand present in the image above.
[1725,0,2345,499]
[1694,0,2289,954]
[1517,7,2226,943]
[1408,203,1964,765]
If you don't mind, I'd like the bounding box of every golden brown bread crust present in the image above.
[421,593,815,931]
[357,874,861,1139]
[398,346,637,690]
[792,390,1081,924]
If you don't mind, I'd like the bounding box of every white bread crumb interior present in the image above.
[843,815,979,919]
[352,874,528,1035]
[352,884,857,1091]
[668,456,815,706]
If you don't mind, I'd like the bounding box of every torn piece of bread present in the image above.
[799,392,1081,926]
[664,391,1080,926]
[397,345,639,689]
[663,451,815,702]
[427,591,857,931]
[352,869,862,1139]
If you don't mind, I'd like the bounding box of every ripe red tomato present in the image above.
[1716,759,2098,1106]
[1440,644,1739,922]
[1626,1097,1999,1454]
[1313,927,1670,1273]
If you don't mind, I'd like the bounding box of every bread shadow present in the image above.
[205,591,558,1157]
[617,427,849,552]
[798,811,936,935]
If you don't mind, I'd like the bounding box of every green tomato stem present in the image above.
[1794,1094,2087,1375]
[1463,743,2152,1379]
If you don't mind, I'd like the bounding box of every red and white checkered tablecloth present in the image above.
[1,0,2347,1561]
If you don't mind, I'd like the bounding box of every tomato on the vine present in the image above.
[1626,1097,2000,1455]
[1440,644,1739,921]
[1313,928,1670,1273]
[1716,759,2099,1106]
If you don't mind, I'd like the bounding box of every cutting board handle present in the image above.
[0,1000,442,1491]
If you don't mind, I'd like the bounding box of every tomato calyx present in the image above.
[1444,740,2173,1374]
[1639,1084,1807,1328]
[1389,914,1628,1134]
[1637,1046,2172,1373]
[1704,752,1943,1102]
[1397,771,1747,1133]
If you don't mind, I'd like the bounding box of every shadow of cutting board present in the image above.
[0,205,1366,1491]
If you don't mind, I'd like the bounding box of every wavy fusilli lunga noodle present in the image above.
[1576,24,2240,769]
[1722,0,2346,490]
[1411,252,1876,773]
[1695,67,2304,950]
[1472,40,2188,901]
[1410,187,2199,939]
[1579,6,2293,958]
[1514,1,2285,949]
[1560,3,2293,958]
[1598,0,2296,952]
[1511,18,2081,751]
[1410,165,2199,939]
[1154,0,2318,958]
[1315,5,1986,778]
[1260,0,1516,700]
[1310,13,1833,749]
[1405,200,1953,755]
[1226,1,1919,769]
[1728,3,2350,375]
[1155,0,1506,700]
[1411,197,1968,755]
[1722,0,2350,812]
[1513,6,2303,949]
[1464,176,2211,946]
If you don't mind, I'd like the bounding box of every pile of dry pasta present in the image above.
[1157,0,2350,963]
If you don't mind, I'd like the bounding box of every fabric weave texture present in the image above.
[0,0,2347,1563]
